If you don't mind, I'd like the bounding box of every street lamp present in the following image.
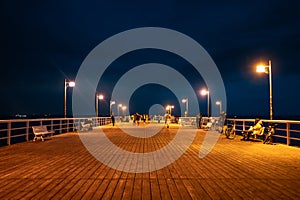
[122,106,127,116]
[110,100,115,116]
[181,98,188,117]
[117,104,122,121]
[166,105,174,116]
[256,60,273,120]
[64,79,75,118]
[95,94,104,117]
[200,89,210,117]
[216,101,222,115]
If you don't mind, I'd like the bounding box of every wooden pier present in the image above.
[0,124,300,199]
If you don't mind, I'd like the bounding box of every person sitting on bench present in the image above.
[241,118,263,141]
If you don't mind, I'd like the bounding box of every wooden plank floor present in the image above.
[1,123,300,199]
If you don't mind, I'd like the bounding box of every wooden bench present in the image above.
[80,122,92,131]
[32,126,54,141]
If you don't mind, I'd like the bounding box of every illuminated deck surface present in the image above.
[1,123,300,199]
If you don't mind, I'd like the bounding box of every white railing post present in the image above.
[287,122,290,146]
[7,122,11,146]
[51,120,54,133]
[67,119,69,133]
[26,121,29,142]
[60,119,62,134]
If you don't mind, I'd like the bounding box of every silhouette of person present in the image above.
[111,114,115,126]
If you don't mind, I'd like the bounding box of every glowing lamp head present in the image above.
[216,101,221,105]
[256,65,267,73]
[68,81,75,87]
[98,94,104,100]
[182,99,187,103]
[200,89,209,96]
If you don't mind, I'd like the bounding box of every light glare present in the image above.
[256,65,266,73]
[68,81,75,87]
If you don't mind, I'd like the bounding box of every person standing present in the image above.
[111,114,115,126]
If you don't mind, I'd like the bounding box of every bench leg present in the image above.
[33,135,44,141]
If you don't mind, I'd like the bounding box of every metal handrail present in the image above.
[0,117,111,146]
[226,118,300,145]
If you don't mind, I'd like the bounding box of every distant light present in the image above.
[68,81,75,87]
[216,101,221,105]
[118,104,123,107]
[182,99,187,103]
[122,106,127,110]
[110,101,115,105]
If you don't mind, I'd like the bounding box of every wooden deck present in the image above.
[1,123,300,199]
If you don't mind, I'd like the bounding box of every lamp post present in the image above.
[181,98,188,117]
[122,106,127,122]
[95,94,104,117]
[110,100,115,116]
[122,106,127,116]
[200,89,210,117]
[166,105,174,116]
[216,101,222,115]
[118,104,122,121]
[64,79,75,118]
[256,60,273,120]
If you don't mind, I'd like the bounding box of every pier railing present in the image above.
[1,117,300,147]
[226,118,300,146]
[0,117,111,146]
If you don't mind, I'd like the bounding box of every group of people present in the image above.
[112,111,267,142]
[133,113,148,126]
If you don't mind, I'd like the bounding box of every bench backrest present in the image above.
[32,126,48,133]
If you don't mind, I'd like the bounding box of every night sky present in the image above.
[1,0,300,119]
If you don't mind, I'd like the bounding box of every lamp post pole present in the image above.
[207,92,210,118]
[110,100,115,116]
[170,105,174,116]
[182,98,188,117]
[201,89,210,117]
[216,101,222,115]
[64,79,67,118]
[268,60,273,120]
[256,59,273,120]
[96,94,104,117]
[64,79,75,118]
[118,104,122,121]
[122,106,127,116]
